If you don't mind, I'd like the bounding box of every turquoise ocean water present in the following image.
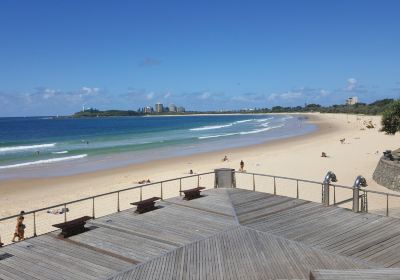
[0,114,316,179]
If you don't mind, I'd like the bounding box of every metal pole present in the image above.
[333,186,336,204]
[353,187,360,213]
[117,192,120,212]
[64,203,67,222]
[252,174,255,191]
[140,187,143,201]
[386,194,389,216]
[92,198,95,218]
[296,180,299,199]
[197,175,200,187]
[273,177,276,195]
[160,182,163,200]
[33,212,37,237]
[179,178,182,196]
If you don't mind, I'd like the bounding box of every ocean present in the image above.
[0,114,316,179]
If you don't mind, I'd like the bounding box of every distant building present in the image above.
[155,103,164,113]
[169,104,177,112]
[346,96,359,105]
[177,106,185,113]
[144,106,153,113]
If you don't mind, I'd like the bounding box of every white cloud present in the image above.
[164,92,171,99]
[346,78,357,91]
[146,92,155,100]
[199,91,211,100]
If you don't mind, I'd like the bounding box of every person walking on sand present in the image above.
[240,160,244,172]
[12,211,25,242]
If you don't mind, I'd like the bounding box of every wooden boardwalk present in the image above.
[0,188,399,279]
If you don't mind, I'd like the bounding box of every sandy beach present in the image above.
[0,113,399,240]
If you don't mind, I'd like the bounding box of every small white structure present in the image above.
[346,96,359,105]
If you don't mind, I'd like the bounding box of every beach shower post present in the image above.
[322,171,337,206]
[353,175,367,213]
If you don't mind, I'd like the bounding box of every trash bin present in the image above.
[214,168,236,188]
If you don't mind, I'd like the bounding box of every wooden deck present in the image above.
[0,188,399,279]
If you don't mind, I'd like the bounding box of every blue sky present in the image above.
[0,0,400,116]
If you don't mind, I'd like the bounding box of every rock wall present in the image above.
[373,157,400,191]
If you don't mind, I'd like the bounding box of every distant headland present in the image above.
[72,98,396,118]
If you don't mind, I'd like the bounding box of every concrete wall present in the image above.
[373,157,400,191]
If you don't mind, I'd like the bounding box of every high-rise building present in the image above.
[168,104,177,112]
[346,96,358,105]
[155,103,164,113]
[177,106,185,113]
[144,106,153,113]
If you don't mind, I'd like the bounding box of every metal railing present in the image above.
[0,172,215,246]
[235,171,400,217]
[1,170,400,247]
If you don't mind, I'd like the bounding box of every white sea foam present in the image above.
[254,117,273,122]
[198,133,239,139]
[52,151,69,154]
[239,125,284,135]
[190,124,233,131]
[233,119,253,124]
[0,154,88,169]
[0,143,56,153]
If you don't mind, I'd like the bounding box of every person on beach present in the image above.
[12,211,25,242]
[189,169,193,174]
[240,160,244,171]
[222,155,228,162]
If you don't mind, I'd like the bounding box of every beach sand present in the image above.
[1,113,400,241]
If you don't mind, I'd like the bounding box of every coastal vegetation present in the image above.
[72,98,398,118]
[381,100,400,134]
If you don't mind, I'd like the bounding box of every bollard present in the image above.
[322,171,337,207]
[352,175,367,213]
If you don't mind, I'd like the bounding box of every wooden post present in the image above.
[296,180,299,199]
[179,178,182,196]
[273,177,276,195]
[252,174,255,191]
[160,182,163,200]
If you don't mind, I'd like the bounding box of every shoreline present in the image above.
[1,113,399,218]
[0,113,324,184]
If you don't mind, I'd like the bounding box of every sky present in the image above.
[0,0,400,116]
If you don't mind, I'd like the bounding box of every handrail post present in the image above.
[140,187,143,201]
[64,203,67,222]
[273,177,276,195]
[252,174,255,191]
[296,180,299,199]
[160,182,163,200]
[117,192,120,212]
[322,171,337,207]
[179,178,182,196]
[386,194,389,216]
[352,175,367,213]
[197,175,200,187]
[92,197,95,218]
[33,212,37,237]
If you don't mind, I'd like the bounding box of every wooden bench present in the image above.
[53,216,92,238]
[131,197,161,214]
[180,187,205,200]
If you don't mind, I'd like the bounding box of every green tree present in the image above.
[381,100,400,134]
